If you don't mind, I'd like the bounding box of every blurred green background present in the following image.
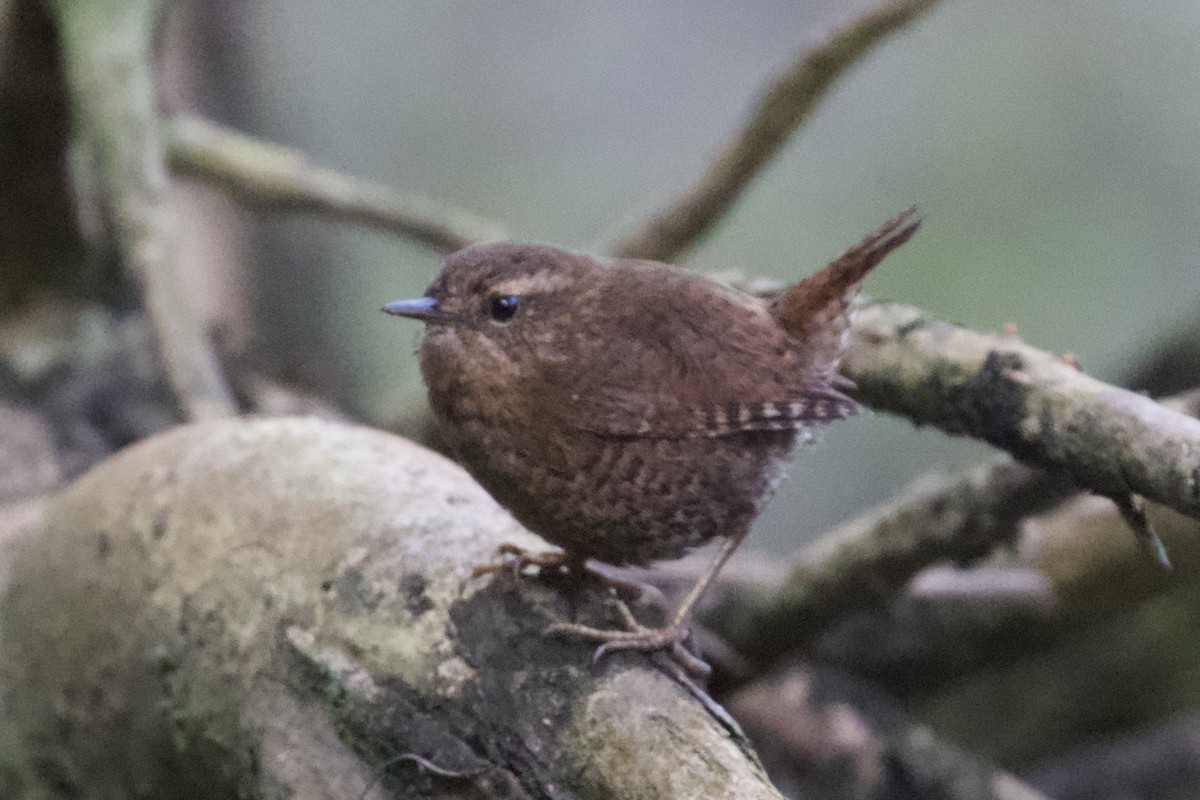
[209,0,1200,552]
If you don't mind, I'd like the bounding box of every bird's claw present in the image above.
[546,599,710,678]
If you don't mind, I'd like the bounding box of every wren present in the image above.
[384,209,919,667]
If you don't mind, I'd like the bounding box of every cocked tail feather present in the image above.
[770,207,920,368]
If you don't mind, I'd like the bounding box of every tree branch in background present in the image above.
[844,303,1200,523]
[837,494,1200,700]
[608,0,944,263]
[708,371,1200,694]
[48,0,235,420]
[709,458,1077,666]
[707,296,1200,672]
[829,377,1200,698]
[167,114,509,254]
[728,665,1052,800]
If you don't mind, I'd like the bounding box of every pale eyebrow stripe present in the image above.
[489,273,575,296]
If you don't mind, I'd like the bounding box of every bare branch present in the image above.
[49,0,235,420]
[844,303,1200,521]
[710,458,1076,665]
[609,0,944,262]
[806,491,1200,700]
[710,385,1200,693]
[710,301,1200,672]
[167,114,508,254]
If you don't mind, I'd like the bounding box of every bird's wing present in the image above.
[528,210,918,440]
[533,268,859,440]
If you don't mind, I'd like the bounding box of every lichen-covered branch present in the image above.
[48,0,234,420]
[708,299,1200,673]
[711,385,1200,698]
[708,458,1076,666]
[608,0,944,262]
[844,303,1200,521]
[0,417,784,799]
[815,493,1200,701]
[167,114,509,254]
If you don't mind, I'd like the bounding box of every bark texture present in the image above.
[844,303,1200,521]
[0,416,782,799]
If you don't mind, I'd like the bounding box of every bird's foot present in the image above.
[471,543,572,578]
[547,599,710,678]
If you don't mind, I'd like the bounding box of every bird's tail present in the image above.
[769,207,920,361]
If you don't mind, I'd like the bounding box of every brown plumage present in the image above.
[385,208,918,663]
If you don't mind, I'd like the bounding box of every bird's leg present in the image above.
[547,525,750,677]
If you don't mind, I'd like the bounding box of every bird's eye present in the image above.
[488,294,520,323]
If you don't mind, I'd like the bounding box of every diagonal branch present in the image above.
[844,303,1200,522]
[864,495,1200,699]
[709,458,1076,666]
[166,114,508,254]
[706,302,1200,674]
[608,0,944,263]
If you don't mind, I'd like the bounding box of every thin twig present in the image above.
[166,114,508,254]
[844,303,1200,522]
[608,0,944,262]
[49,0,235,420]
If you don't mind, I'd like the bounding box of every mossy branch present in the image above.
[710,458,1077,666]
[0,418,784,799]
[844,303,1200,521]
[48,0,234,420]
[167,114,509,254]
[708,297,1200,679]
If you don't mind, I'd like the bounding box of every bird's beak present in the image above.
[382,296,439,320]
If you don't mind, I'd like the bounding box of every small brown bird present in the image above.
[385,209,918,667]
